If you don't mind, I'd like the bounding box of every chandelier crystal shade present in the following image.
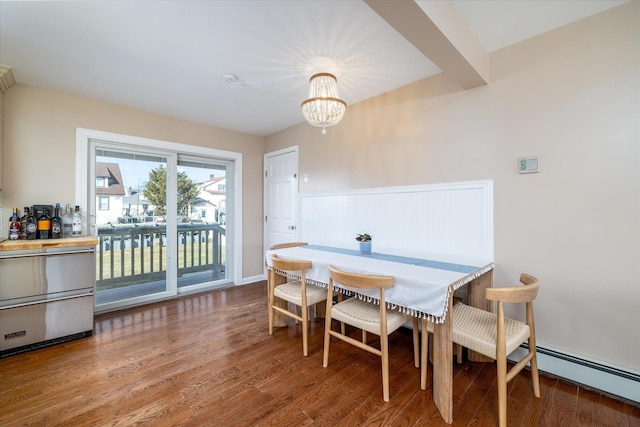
[301,72,347,134]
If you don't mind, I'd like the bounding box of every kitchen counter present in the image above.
[0,236,98,251]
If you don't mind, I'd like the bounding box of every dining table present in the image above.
[265,244,494,424]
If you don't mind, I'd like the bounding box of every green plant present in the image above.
[356,233,372,242]
[144,165,199,216]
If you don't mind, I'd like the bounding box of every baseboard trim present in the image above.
[240,274,265,285]
[510,344,640,404]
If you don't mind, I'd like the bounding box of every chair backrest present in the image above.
[269,242,309,250]
[485,273,539,343]
[327,266,396,341]
[270,254,312,272]
[485,273,539,304]
[328,265,394,290]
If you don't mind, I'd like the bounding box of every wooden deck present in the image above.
[1,281,638,426]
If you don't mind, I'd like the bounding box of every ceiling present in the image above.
[0,0,628,136]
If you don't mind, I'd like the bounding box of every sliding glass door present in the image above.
[89,140,234,311]
[93,147,172,308]
[175,156,230,292]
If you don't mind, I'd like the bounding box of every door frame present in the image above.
[263,145,299,264]
[75,128,244,292]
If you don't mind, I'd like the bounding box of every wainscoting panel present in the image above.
[299,180,493,263]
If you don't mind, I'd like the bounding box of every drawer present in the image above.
[1,293,94,353]
[0,251,95,301]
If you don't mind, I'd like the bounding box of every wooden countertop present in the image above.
[0,236,99,251]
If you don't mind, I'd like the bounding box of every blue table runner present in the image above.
[302,245,478,274]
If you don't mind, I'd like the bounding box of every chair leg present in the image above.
[322,310,332,368]
[302,304,308,357]
[338,293,345,335]
[268,290,274,336]
[381,334,390,402]
[362,330,367,344]
[529,341,540,398]
[413,317,419,368]
[496,356,508,427]
[420,318,428,390]
[452,296,463,364]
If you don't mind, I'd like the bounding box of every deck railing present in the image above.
[96,223,225,289]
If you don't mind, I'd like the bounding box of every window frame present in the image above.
[98,196,110,210]
[75,128,243,301]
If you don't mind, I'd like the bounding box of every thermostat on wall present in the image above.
[519,156,539,174]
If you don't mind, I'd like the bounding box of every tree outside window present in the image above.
[144,165,198,217]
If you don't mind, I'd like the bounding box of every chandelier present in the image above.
[300,72,347,134]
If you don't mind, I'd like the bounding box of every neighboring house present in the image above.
[95,162,126,225]
[192,175,226,224]
[121,188,153,221]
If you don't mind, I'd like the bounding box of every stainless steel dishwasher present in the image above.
[0,244,95,357]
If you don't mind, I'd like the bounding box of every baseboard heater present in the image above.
[511,344,640,405]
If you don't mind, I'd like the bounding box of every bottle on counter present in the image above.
[51,203,62,239]
[72,205,83,237]
[62,203,74,238]
[9,208,21,240]
[20,207,29,240]
[26,207,37,240]
[37,208,52,239]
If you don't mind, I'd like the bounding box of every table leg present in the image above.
[268,267,288,327]
[314,300,327,319]
[433,295,453,424]
[466,269,494,362]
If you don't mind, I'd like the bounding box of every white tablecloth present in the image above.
[266,246,493,323]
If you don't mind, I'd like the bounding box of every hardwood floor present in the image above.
[1,281,638,426]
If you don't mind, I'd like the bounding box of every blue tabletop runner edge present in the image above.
[302,245,478,274]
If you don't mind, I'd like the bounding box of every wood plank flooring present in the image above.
[1,281,638,426]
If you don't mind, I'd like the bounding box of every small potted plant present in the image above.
[356,233,372,254]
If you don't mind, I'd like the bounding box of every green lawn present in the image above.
[96,241,225,290]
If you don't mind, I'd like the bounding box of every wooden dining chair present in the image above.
[268,254,327,356]
[322,265,418,402]
[269,242,308,250]
[448,273,540,427]
[269,242,312,321]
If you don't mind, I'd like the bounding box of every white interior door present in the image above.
[264,147,299,251]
